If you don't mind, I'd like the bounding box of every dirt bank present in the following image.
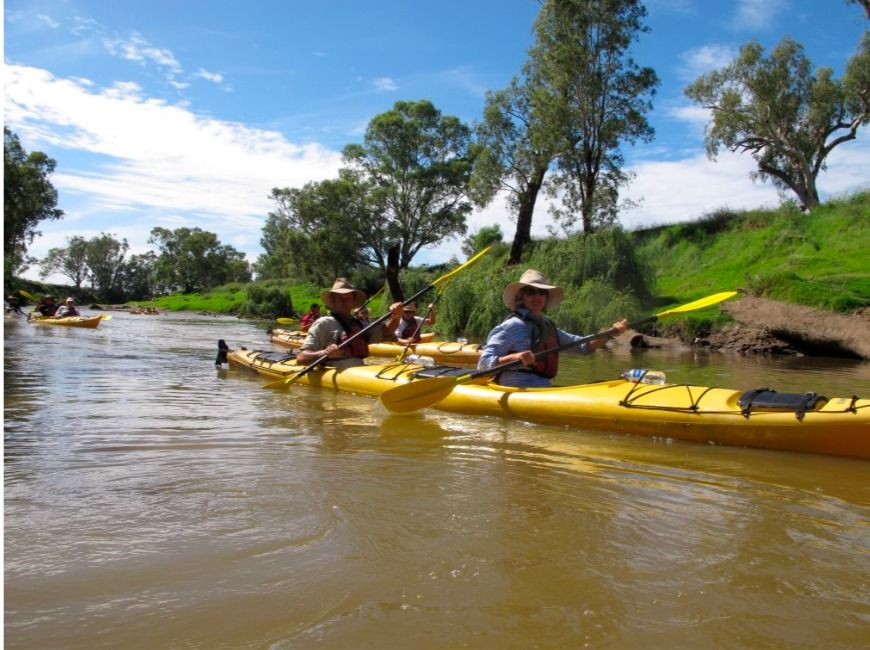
[616,297,870,360]
[687,297,869,359]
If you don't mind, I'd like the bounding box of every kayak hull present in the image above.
[227,349,870,459]
[270,329,481,364]
[30,315,102,328]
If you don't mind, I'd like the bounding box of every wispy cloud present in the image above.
[732,0,788,31]
[36,14,61,29]
[5,65,344,270]
[371,76,398,92]
[194,69,224,84]
[103,32,183,74]
[678,44,737,81]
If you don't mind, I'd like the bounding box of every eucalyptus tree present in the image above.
[258,171,373,284]
[149,226,251,293]
[342,100,476,299]
[86,233,129,302]
[40,236,90,289]
[532,0,658,233]
[471,78,559,263]
[4,127,64,284]
[685,35,870,210]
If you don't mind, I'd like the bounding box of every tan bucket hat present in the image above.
[502,269,564,310]
[320,277,366,309]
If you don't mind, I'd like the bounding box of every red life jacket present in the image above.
[513,312,560,378]
[332,313,369,359]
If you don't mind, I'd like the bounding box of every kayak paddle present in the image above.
[18,289,39,302]
[276,317,298,325]
[379,290,739,414]
[263,245,493,389]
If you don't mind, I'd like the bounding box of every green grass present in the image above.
[51,191,867,339]
[633,191,870,313]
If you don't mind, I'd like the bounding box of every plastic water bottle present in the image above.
[406,354,436,368]
[621,368,666,385]
[457,337,468,345]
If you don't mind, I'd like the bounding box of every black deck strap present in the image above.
[412,364,469,379]
[254,350,296,365]
[848,395,859,412]
[737,389,828,420]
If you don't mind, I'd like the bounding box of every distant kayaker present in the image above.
[478,269,628,388]
[296,278,402,370]
[395,302,436,344]
[55,297,80,318]
[352,305,371,327]
[299,303,321,332]
[34,295,59,317]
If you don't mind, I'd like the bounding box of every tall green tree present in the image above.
[685,35,870,210]
[531,0,658,234]
[86,233,129,302]
[342,100,476,299]
[4,127,64,284]
[40,236,90,289]
[471,78,559,264]
[257,171,372,284]
[149,226,251,293]
[120,252,158,301]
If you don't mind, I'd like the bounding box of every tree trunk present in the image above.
[508,166,547,265]
[386,243,403,301]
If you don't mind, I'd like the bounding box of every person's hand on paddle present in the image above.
[586,319,629,352]
[323,343,343,359]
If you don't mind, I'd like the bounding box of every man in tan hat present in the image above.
[296,278,403,370]
[394,302,436,344]
[478,269,628,387]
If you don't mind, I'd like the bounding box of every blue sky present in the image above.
[5,0,869,283]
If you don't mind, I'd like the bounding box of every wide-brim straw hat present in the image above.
[320,277,366,309]
[502,269,564,310]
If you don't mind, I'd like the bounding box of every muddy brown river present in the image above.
[4,310,869,648]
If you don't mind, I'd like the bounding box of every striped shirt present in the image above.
[477,308,593,387]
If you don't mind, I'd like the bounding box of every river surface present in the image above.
[4,310,870,649]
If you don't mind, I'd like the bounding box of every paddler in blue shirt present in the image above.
[478,269,628,388]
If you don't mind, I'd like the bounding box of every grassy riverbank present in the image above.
[27,191,865,337]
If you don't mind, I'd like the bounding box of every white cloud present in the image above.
[678,44,737,80]
[732,0,788,31]
[194,69,224,84]
[103,32,183,74]
[36,14,61,29]
[5,65,344,279]
[372,76,398,92]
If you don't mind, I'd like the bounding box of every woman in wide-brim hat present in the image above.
[478,269,628,388]
[297,277,403,370]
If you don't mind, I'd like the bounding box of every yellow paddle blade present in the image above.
[276,317,298,325]
[19,289,39,302]
[100,314,112,320]
[431,245,492,288]
[380,376,467,413]
[654,291,738,318]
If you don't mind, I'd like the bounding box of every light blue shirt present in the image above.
[477,308,593,387]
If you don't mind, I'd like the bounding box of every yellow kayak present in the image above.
[270,329,481,364]
[226,348,870,460]
[29,314,102,328]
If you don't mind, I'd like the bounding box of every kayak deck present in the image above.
[29,314,102,328]
[270,328,481,364]
[226,348,870,459]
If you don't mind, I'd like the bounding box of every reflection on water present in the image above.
[4,312,870,649]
